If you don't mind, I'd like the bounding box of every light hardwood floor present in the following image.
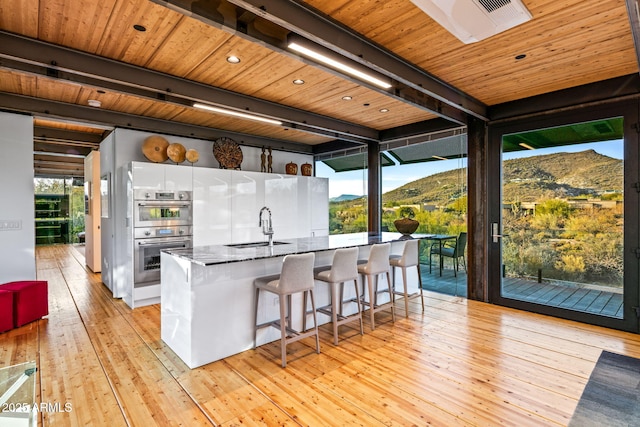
[2,244,640,426]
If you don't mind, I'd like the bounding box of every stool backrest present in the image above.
[363,243,390,275]
[400,239,420,267]
[327,247,359,282]
[278,252,316,293]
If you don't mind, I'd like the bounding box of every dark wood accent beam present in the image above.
[466,116,488,302]
[367,141,381,233]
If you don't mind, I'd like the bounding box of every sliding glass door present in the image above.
[488,102,640,332]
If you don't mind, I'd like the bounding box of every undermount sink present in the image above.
[225,241,289,248]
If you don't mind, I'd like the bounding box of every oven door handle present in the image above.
[136,239,191,246]
[137,202,191,208]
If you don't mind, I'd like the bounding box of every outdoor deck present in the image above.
[420,265,624,319]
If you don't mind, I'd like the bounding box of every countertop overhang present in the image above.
[163,232,435,266]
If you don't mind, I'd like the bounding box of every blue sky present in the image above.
[316,139,624,198]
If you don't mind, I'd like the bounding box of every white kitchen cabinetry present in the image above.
[165,164,193,191]
[310,177,329,236]
[130,162,193,191]
[265,174,301,239]
[231,170,266,243]
[191,169,328,244]
[193,168,232,247]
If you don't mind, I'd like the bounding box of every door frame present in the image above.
[487,99,640,333]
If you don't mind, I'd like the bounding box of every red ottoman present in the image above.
[0,290,13,332]
[0,281,48,327]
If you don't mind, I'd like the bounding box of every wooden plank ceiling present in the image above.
[0,0,637,177]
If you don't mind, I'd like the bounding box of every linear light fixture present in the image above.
[432,155,448,160]
[288,41,393,89]
[193,103,282,126]
[519,142,535,150]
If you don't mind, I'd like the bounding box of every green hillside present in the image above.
[382,149,622,206]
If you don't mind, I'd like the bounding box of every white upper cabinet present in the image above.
[231,170,266,243]
[265,174,300,240]
[193,168,231,247]
[310,177,329,236]
[131,162,164,190]
[131,162,329,244]
[165,164,194,191]
[130,162,193,192]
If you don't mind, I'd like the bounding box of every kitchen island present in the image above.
[161,232,429,368]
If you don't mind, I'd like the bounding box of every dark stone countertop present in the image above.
[162,232,435,266]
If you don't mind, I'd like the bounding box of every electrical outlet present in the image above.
[0,220,21,231]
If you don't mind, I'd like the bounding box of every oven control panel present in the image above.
[134,189,191,201]
[134,226,193,239]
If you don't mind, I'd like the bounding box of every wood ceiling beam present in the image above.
[0,92,315,154]
[0,31,378,144]
[217,0,487,123]
[488,74,640,122]
[33,126,105,145]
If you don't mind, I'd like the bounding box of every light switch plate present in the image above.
[0,220,22,230]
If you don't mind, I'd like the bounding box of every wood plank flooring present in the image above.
[2,244,640,426]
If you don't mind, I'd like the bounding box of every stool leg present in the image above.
[302,290,308,332]
[417,264,425,312]
[331,282,339,345]
[279,294,287,368]
[254,288,260,348]
[338,282,344,316]
[367,274,376,330]
[402,266,409,317]
[353,279,364,336]
[386,271,395,323]
[309,290,320,354]
[287,295,292,329]
[391,265,396,305]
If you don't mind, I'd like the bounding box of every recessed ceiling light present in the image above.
[133,24,146,32]
[515,54,527,60]
[87,99,102,108]
[379,108,389,113]
[342,96,352,101]
[227,56,240,64]
[292,79,305,85]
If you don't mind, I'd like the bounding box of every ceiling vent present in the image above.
[410,0,532,44]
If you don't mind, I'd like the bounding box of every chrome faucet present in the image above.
[258,206,274,246]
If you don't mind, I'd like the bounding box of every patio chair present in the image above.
[430,232,467,277]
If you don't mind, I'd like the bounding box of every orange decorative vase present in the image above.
[285,162,298,175]
[301,162,312,176]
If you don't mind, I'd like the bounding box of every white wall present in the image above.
[0,112,35,282]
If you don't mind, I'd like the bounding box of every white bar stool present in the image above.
[254,252,320,368]
[357,243,395,330]
[389,239,424,316]
[314,247,363,345]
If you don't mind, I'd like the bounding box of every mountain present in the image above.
[330,194,364,202]
[382,149,622,206]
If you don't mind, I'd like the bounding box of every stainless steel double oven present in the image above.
[133,189,192,284]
